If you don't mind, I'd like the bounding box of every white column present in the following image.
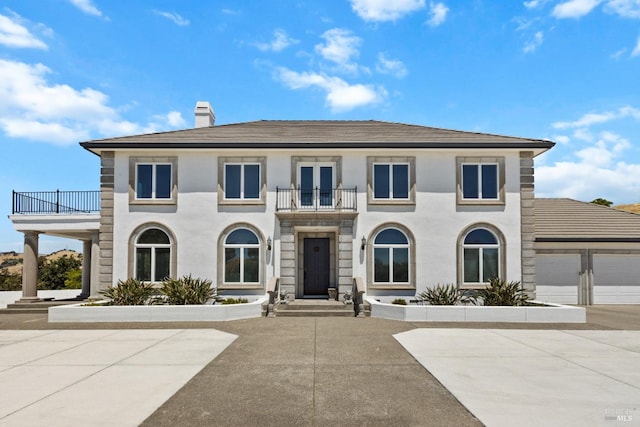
[78,238,92,299]
[90,232,100,298]
[18,231,41,303]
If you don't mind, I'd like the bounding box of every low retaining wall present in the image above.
[49,296,268,322]
[366,298,586,323]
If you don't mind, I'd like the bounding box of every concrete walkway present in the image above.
[396,329,640,426]
[0,329,236,426]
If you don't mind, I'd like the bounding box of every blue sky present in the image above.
[1,0,639,253]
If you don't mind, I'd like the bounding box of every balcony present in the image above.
[276,187,357,212]
[12,190,101,215]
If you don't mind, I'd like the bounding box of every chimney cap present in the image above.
[194,101,215,128]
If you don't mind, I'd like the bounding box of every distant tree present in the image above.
[64,269,82,289]
[0,268,22,291]
[38,255,82,290]
[591,198,613,207]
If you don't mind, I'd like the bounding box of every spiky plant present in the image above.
[100,278,156,305]
[475,278,530,306]
[419,283,464,305]
[160,275,216,305]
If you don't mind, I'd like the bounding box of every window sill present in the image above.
[130,198,176,206]
[219,199,265,206]
[368,199,415,206]
[219,284,264,290]
[368,284,416,290]
[457,199,504,206]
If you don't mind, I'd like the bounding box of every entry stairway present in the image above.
[273,299,369,317]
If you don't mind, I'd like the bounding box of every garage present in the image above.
[535,198,640,305]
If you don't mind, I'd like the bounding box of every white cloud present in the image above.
[552,0,602,18]
[69,0,104,17]
[605,0,640,18]
[350,0,425,22]
[524,0,550,8]
[552,135,571,144]
[221,8,241,15]
[153,10,190,26]
[0,59,184,145]
[0,13,47,49]
[523,31,544,52]
[552,106,640,128]
[610,47,627,59]
[632,35,640,56]
[376,53,407,78]
[427,2,449,27]
[275,67,385,112]
[254,29,298,52]
[315,28,362,73]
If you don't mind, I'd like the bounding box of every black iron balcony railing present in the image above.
[12,190,101,215]
[276,187,357,212]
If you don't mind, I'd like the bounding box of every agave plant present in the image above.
[160,275,216,305]
[419,283,465,305]
[100,278,156,305]
[475,278,530,306]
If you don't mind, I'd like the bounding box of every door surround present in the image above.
[296,229,337,298]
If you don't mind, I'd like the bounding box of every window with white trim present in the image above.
[136,163,172,199]
[461,163,499,200]
[224,228,260,283]
[373,163,409,200]
[373,228,410,284]
[462,228,500,285]
[134,228,171,282]
[224,163,261,200]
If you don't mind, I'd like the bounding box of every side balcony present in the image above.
[9,190,102,303]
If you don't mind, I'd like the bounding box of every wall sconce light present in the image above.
[361,236,366,250]
[267,237,272,251]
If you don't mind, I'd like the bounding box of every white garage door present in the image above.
[593,255,640,304]
[535,254,581,304]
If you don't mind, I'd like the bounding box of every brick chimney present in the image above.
[194,101,215,128]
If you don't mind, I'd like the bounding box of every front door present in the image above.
[303,238,330,296]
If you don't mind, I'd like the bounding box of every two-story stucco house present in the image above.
[10,102,554,303]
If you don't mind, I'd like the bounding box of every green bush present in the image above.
[160,275,216,305]
[38,255,82,290]
[0,268,21,291]
[474,278,530,306]
[220,297,249,305]
[391,298,407,305]
[419,283,465,305]
[100,278,156,305]
[64,269,82,289]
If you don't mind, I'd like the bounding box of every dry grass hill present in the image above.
[0,250,81,275]
[614,203,640,214]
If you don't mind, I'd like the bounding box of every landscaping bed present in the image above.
[366,298,586,323]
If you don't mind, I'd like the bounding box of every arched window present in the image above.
[224,228,260,283]
[462,228,500,285]
[135,228,171,282]
[373,228,409,284]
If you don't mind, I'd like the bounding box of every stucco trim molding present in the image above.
[455,156,506,206]
[217,222,266,290]
[128,156,178,206]
[126,222,178,282]
[456,222,507,289]
[217,156,267,206]
[366,156,416,206]
[366,222,417,291]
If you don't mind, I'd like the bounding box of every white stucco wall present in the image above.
[110,149,523,294]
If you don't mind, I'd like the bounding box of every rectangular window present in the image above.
[374,247,390,282]
[462,163,499,200]
[373,163,409,200]
[463,248,480,283]
[224,164,261,200]
[225,248,241,282]
[136,248,151,281]
[135,163,172,200]
[393,248,409,282]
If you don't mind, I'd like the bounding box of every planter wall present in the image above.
[49,296,267,323]
[366,298,586,323]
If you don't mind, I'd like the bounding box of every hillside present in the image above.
[614,203,640,214]
[0,250,81,275]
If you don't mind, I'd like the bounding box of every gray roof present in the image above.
[535,198,640,242]
[81,120,554,152]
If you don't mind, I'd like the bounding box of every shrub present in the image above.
[100,278,156,305]
[64,269,82,289]
[38,255,82,290]
[474,278,530,306]
[419,283,465,305]
[160,275,216,305]
[391,298,407,305]
[0,268,21,291]
[220,297,249,305]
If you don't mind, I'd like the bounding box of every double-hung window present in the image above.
[136,163,172,199]
[225,163,260,200]
[457,157,504,205]
[373,163,409,200]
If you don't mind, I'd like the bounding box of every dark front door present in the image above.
[304,238,330,296]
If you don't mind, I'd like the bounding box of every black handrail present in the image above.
[276,187,357,212]
[12,190,100,215]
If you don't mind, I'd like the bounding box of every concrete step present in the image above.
[275,309,356,317]
[3,299,82,314]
